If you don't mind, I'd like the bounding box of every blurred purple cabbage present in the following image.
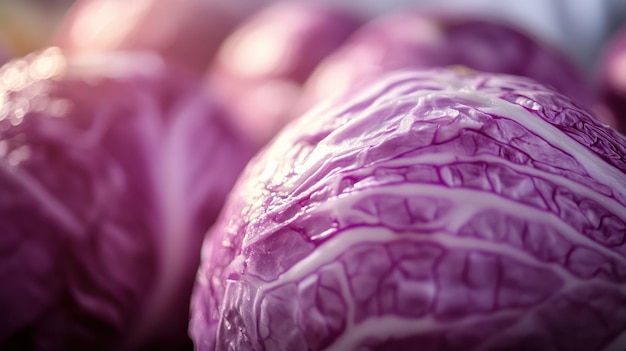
[301,11,594,113]
[54,0,249,73]
[207,1,363,148]
[0,48,255,350]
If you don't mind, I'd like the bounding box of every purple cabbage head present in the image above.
[54,0,247,73]
[208,1,362,147]
[190,68,626,351]
[0,48,254,350]
[302,11,594,113]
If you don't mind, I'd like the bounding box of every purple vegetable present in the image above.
[0,48,254,350]
[190,68,626,351]
[596,25,626,134]
[302,11,594,113]
[54,0,248,73]
[208,2,362,147]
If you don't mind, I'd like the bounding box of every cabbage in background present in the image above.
[207,1,363,148]
[0,48,255,350]
[53,0,249,74]
[301,11,594,114]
